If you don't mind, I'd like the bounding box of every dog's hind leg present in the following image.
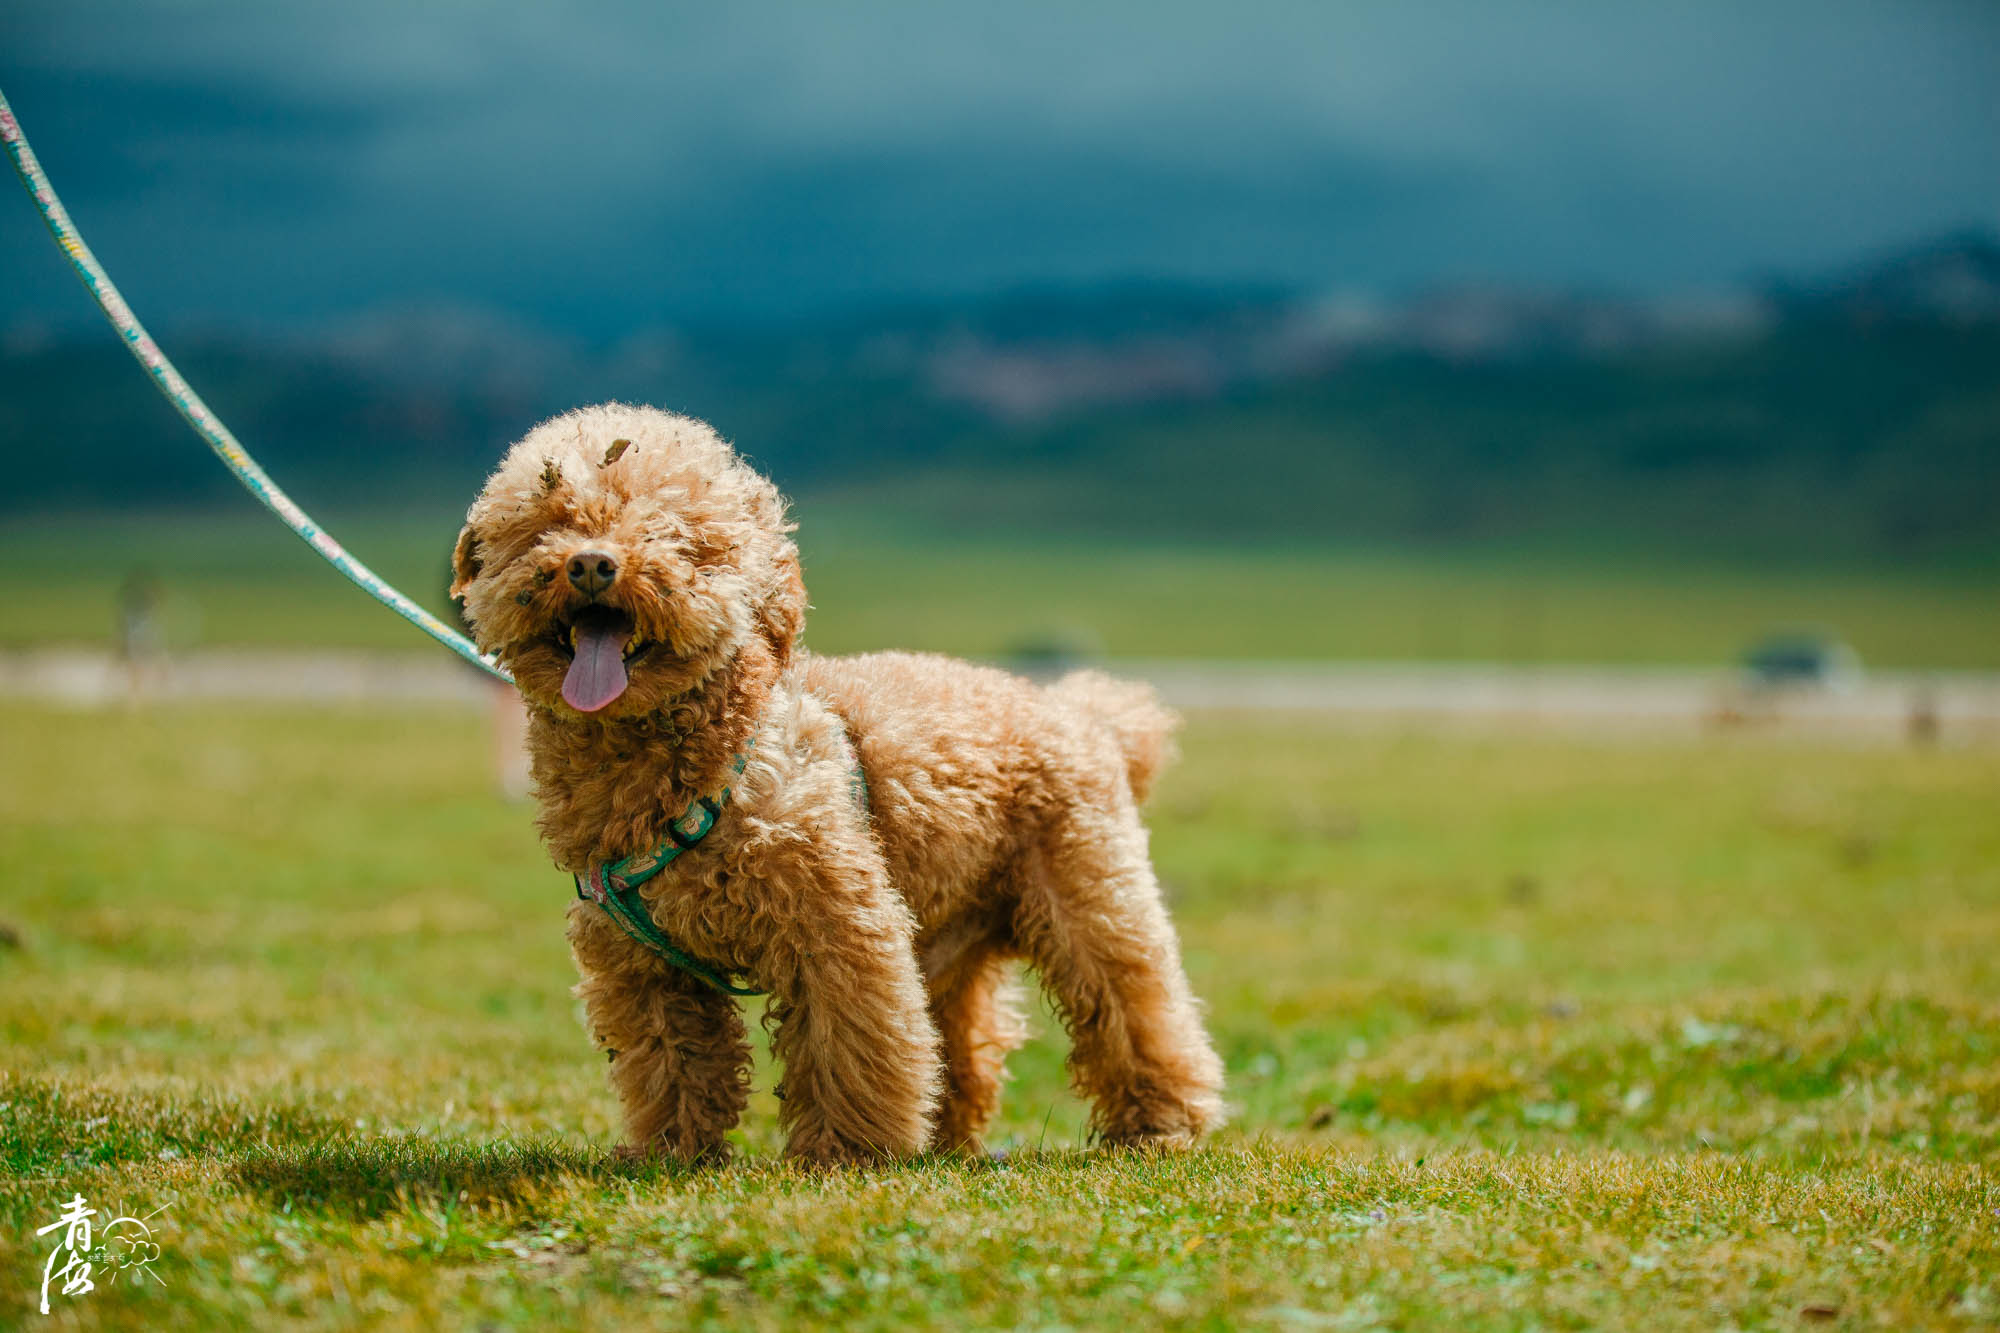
[569,907,752,1164]
[922,940,1028,1154]
[1010,798,1225,1149]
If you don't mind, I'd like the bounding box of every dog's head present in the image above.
[451,404,805,719]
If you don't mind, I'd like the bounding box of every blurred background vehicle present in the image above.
[1741,632,1863,695]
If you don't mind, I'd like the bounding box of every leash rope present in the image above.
[0,86,510,681]
[4,87,879,1000]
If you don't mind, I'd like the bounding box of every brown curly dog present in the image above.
[451,402,1224,1164]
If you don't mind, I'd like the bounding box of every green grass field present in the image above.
[2,703,1996,1328]
[3,507,1998,667]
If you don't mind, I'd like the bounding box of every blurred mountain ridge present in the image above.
[3,230,1995,559]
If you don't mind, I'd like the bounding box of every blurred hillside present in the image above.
[5,231,1996,561]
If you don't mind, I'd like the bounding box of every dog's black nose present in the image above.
[566,550,618,597]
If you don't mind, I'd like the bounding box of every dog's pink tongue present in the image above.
[562,623,629,713]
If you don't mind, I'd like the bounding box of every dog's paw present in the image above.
[1097,1130,1201,1153]
[1094,1119,1207,1153]
[613,1139,732,1170]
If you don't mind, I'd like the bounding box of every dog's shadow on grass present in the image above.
[230,1133,1165,1219]
[230,1135,662,1221]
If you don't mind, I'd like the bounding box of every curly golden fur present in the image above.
[452,403,1224,1164]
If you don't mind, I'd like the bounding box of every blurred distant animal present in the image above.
[115,570,166,698]
[450,403,1223,1163]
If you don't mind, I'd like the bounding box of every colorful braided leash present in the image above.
[3,86,881,1001]
[0,86,509,682]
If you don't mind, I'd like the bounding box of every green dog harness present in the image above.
[572,753,762,996]
[573,727,869,997]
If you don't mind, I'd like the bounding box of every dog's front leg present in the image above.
[760,850,942,1164]
[568,905,752,1164]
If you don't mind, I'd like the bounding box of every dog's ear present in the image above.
[759,541,807,667]
[449,524,482,599]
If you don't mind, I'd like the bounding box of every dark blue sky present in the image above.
[3,1,1996,337]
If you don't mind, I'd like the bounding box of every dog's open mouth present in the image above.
[552,605,652,712]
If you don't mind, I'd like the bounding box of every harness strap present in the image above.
[574,753,761,996]
[575,719,869,997]
[577,860,764,997]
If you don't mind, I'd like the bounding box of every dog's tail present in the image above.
[1049,669,1180,804]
